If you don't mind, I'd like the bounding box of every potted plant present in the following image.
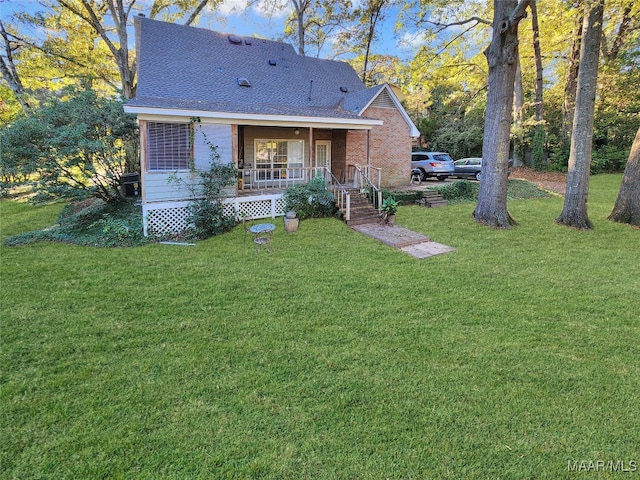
[380,197,399,225]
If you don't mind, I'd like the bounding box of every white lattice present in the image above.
[143,195,286,236]
[222,203,236,217]
[145,204,189,236]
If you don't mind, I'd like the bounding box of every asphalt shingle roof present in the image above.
[128,17,371,120]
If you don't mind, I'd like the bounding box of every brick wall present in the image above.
[366,106,412,187]
[344,106,412,188]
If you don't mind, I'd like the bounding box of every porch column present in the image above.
[367,129,371,166]
[139,119,147,203]
[308,127,314,168]
[231,124,239,167]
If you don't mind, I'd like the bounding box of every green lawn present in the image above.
[1,174,639,479]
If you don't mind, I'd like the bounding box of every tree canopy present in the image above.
[1,0,638,216]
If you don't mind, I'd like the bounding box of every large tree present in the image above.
[608,127,640,226]
[556,0,604,230]
[472,0,529,228]
[0,21,30,110]
[1,0,213,104]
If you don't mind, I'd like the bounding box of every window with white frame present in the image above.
[146,122,191,171]
[254,139,304,181]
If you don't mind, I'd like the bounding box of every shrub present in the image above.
[168,140,237,240]
[434,180,480,202]
[185,199,235,240]
[0,85,138,203]
[283,176,336,219]
[385,190,423,205]
[3,199,146,247]
[591,145,629,174]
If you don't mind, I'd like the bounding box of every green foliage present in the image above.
[380,195,399,215]
[1,176,638,479]
[591,144,630,174]
[283,175,336,219]
[432,179,553,204]
[430,123,484,160]
[3,198,146,247]
[531,126,546,169]
[0,85,138,203]
[434,180,480,202]
[0,113,46,195]
[185,199,235,240]
[384,190,424,205]
[169,141,237,240]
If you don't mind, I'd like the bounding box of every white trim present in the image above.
[357,84,421,138]
[124,106,383,130]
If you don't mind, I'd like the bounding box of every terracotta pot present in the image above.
[284,216,299,232]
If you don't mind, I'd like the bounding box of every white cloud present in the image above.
[398,32,428,50]
[213,0,290,19]
[216,0,249,17]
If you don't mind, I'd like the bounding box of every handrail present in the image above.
[354,164,383,212]
[321,166,351,222]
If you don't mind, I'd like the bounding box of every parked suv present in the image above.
[411,151,455,181]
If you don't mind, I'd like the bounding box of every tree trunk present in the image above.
[530,0,543,124]
[513,56,526,166]
[557,0,604,230]
[530,0,545,168]
[608,127,640,226]
[473,0,529,228]
[0,21,31,110]
[291,0,308,55]
[563,8,583,139]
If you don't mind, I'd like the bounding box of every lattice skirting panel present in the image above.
[143,195,286,236]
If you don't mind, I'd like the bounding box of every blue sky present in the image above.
[0,0,423,60]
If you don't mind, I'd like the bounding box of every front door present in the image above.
[315,141,331,171]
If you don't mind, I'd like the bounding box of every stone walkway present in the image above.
[351,223,455,259]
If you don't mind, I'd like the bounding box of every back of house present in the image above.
[125,16,418,235]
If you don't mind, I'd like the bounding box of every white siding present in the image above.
[194,124,233,170]
[144,123,233,204]
[143,171,196,203]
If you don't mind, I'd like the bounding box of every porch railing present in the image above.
[354,164,383,212]
[321,166,352,222]
[238,166,326,191]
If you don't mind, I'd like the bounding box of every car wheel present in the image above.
[419,169,427,181]
[437,176,447,181]
[475,172,481,181]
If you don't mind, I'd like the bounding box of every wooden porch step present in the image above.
[346,214,382,227]
[419,191,448,208]
[339,189,381,226]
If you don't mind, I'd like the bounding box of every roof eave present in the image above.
[123,105,383,129]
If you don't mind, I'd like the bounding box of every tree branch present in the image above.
[509,0,531,26]
[184,0,210,26]
[427,16,492,34]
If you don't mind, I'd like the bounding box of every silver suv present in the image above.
[411,151,455,181]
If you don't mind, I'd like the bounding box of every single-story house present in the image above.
[124,16,419,235]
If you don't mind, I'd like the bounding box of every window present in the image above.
[146,122,191,171]
[254,139,304,181]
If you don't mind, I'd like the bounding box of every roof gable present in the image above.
[344,84,420,137]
